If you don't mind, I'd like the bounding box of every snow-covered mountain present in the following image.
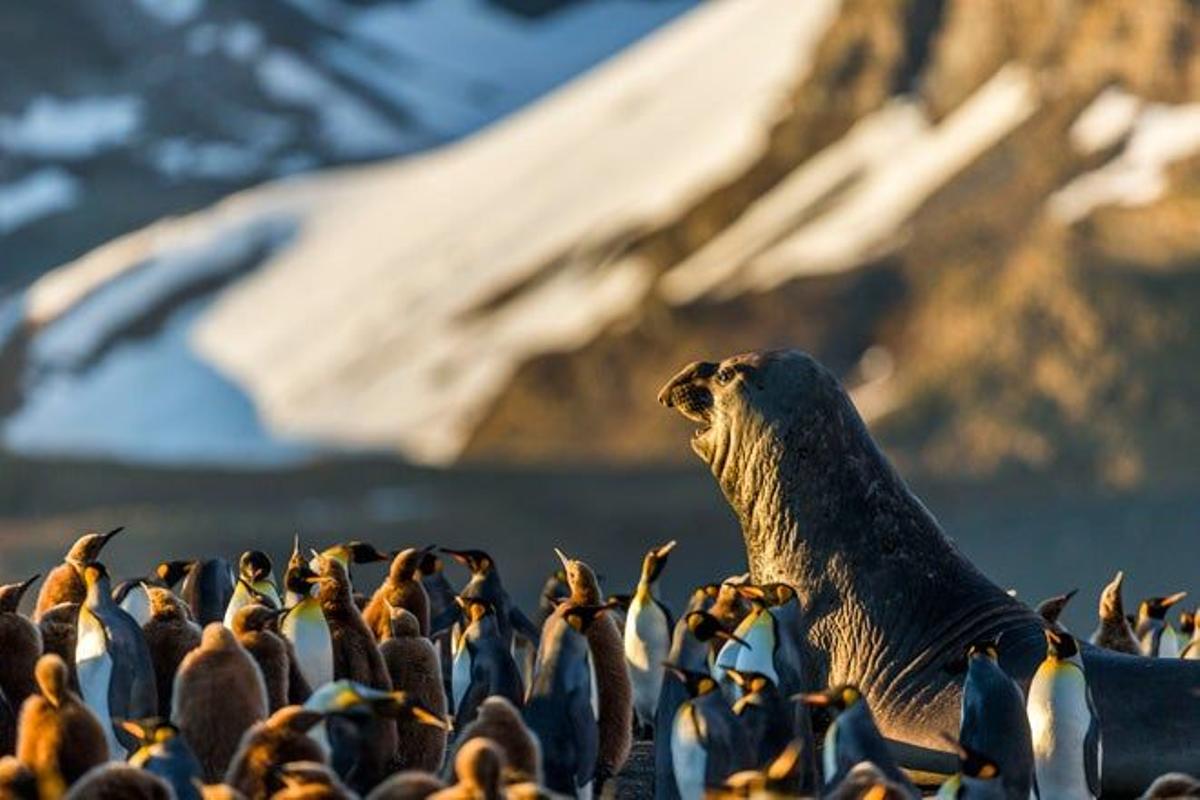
[6,0,1200,490]
[0,0,694,287]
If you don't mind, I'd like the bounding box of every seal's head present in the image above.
[657,349,850,488]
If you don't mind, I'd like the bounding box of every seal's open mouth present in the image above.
[658,381,713,437]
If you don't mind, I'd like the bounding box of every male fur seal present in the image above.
[658,349,1200,795]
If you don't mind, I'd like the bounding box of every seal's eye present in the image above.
[715,367,736,385]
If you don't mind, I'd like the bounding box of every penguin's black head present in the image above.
[606,593,633,612]
[440,548,493,575]
[561,601,616,633]
[233,602,287,634]
[761,583,797,608]
[1181,611,1195,636]
[726,669,775,695]
[239,550,273,583]
[684,610,749,648]
[369,691,452,730]
[797,684,862,714]
[119,718,179,746]
[154,560,192,588]
[1044,627,1079,660]
[967,639,999,662]
[344,541,389,564]
[416,546,442,576]
[67,526,124,564]
[1140,591,1188,621]
[641,540,677,583]
[455,595,497,623]
[663,663,719,697]
[0,574,40,613]
[284,556,317,595]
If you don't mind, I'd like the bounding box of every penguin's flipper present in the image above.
[456,673,489,728]
[1084,689,1102,798]
[569,687,599,789]
[509,605,541,646]
[429,604,463,638]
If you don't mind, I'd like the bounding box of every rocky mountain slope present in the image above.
[5,0,1200,490]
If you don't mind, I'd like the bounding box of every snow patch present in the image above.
[663,64,1039,299]
[1050,101,1200,224]
[256,49,404,157]
[0,168,81,234]
[1070,87,1142,155]
[0,95,143,159]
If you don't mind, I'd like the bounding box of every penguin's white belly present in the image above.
[625,596,669,723]
[712,635,744,700]
[223,584,250,629]
[822,719,839,783]
[76,610,119,759]
[734,612,778,685]
[587,648,599,718]
[119,586,151,627]
[281,603,333,689]
[451,644,472,713]
[671,705,707,800]
[1027,664,1094,798]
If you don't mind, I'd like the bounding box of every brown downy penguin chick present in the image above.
[38,602,81,690]
[378,604,447,773]
[35,527,124,620]
[554,548,632,787]
[224,705,327,800]
[0,756,38,800]
[271,761,354,800]
[310,555,393,691]
[365,770,446,800]
[429,738,506,800]
[1089,570,1140,654]
[232,604,292,713]
[17,653,109,793]
[365,548,432,639]
[142,587,202,718]
[454,696,541,784]
[0,575,44,712]
[63,763,172,799]
[172,624,269,782]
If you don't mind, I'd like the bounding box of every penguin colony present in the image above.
[0,529,1194,800]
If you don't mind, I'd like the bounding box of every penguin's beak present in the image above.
[794,691,831,707]
[553,548,571,572]
[290,533,302,559]
[655,540,678,559]
[439,548,471,567]
[410,705,452,731]
[117,718,147,741]
[100,526,125,547]
[712,628,751,649]
[15,574,41,602]
[1162,591,1189,609]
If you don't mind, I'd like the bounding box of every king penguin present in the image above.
[280,537,334,693]
[524,602,610,799]
[713,584,780,700]
[141,586,202,719]
[1035,588,1077,631]
[0,574,44,713]
[955,640,1034,800]
[1136,591,1188,658]
[224,705,328,799]
[74,561,157,757]
[655,611,749,800]
[624,540,676,737]
[664,663,753,800]
[365,548,432,639]
[379,605,448,773]
[798,685,916,795]
[437,548,540,650]
[178,558,234,626]
[171,623,269,782]
[35,527,123,620]
[555,548,632,788]
[1088,570,1139,655]
[224,550,281,629]
[123,718,204,800]
[17,654,109,793]
[936,734,1006,800]
[451,596,524,725]
[1025,628,1101,799]
[728,669,793,768]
